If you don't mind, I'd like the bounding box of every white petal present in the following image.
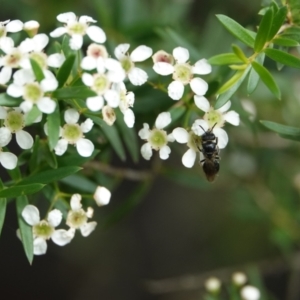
[37,97,56,114]
[159,145,171,160]
[0,127,12,147]
[224,110,240,126]
[70,193,82,210]
[6,20,23,32]
[128,67,148,86]
[217,100,231,113]
[64,108,79,124]
[41,77,58,92]
[86,96,104,111]
[130,45,152,62]
[86,26,106,43]
[32,34,49,51]
[192,59,212,75]
[214,128,228,149]
[76,138,94,157]
[190,77,208,96]
[51,229,75,246]
[79,16,97,23]
[141,142,152,160]
[93,186,111,206]
[20,101,33,113]
[153,62,174,76]
[80,56,97,70]
[0,66,12,84]
[0,107,7,119]
[168,81,184,100]
[173,47,189,63]
[155,112,171,129]
[86,207,94,218]
[104,90,120,108]
[47,209,62,227]
[107,69,126,83]
[80,221,97,237]
[167,133,175,142]
[0,151,17,169]
[114,43,130,60]
[138,123,150,139]
[16,130,33,149]
[172,127,189,143]
[191,119,209,136]
[22,205,40,226]
[240,286,260,300]
[7,84,23,98]
[80,118,94,133]
[182,148,197,168]
[54,138,68,156]
[13,69,35,85]
[104,58,122,71]
[19,38,34,53]
[194,95,210,112]
[33,237,47,255]
[57,12,76,23]
[82,73,94,86]
[69,34,83,50]
[124,109,135,128]
[50,27,67,38]
[47,53,65,68]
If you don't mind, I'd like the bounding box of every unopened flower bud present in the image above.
[232,272,247,286]
[240,285,260,300]
[23,20,40,37]
[102,105,116,126]
[204,277,221,294]
[152,50,174,64]
[94,186,111,206]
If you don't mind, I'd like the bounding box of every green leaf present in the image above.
[19,166,82,185]
[29,136,40,173]
[115,110,139,163]
[61,174,97,193]
[56,54,76,88]
[30,58,45,82]
[216,15,255,48]
[217,69,246,94]
[251,61,281,99]
[43,142,58,169]
[0,178,6,237]
[52,86,97,99]
[16,195,33,264]
[56,150,99,167]
[268,6,288,41]
[264,48,300,68]
[0,184,45,198]
[61,35,76,57]
[168,106,186,126]
[24,105,42,126]
[254,8,273,52]
[0,93,22,107]
[215,66,250,109]
[208,53,243,65]
[247,53,265,94]
[47,104,60,150]
[260,120,300,136]
[232,44,248,62]
[273,36,299,46]
[87,115,126,161]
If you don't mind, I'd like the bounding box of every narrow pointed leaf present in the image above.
[247,53,265,94]
[216,15,255,48]
[30,59,45,82]
[273,37,299,47]
[0,184,45,198]
[168,106,186,126]
[208,53,243,65]
[25,105,41,126]
[215,66,250,109]
[232,44,248,62]
[217,69,246,94]
[47,104,60,150]
[16,195,33,264]
[264,48,300,68]
[56,150,99,167]
[260,120,300,136]
[29,136,40,173]
[56,54,76,88]
[254,8,273,52]
[52,86,97,99]
[0,93,22,107]
[268,6,288,40]
[251,61,281,99]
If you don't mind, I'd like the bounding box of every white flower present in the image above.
[0,107,34,149]
[66,194,97,237]
[153,47,211,100]
[7,69,58,114]
[50,12,106,50]
[172,127,201,168]
[0,19,23,38]
[114,43,152,86]
[93,186,111,206]
[112,82,135,128]
[0,147,17,169]
[240,285,261,300]
[53,108,94,157]
[191,119,228,149]
[21,205,75,255]
[195,97,240,128]
[138,112,174,160]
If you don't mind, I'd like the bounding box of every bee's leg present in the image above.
[200,159,205,163]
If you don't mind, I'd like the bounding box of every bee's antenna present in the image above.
[209,123,217,132]
[198,125,206,133]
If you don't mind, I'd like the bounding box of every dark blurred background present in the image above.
[1,0,300,299]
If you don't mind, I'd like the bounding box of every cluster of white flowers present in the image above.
[18,186,111,255]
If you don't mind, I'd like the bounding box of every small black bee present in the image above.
[196,124,220,182]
